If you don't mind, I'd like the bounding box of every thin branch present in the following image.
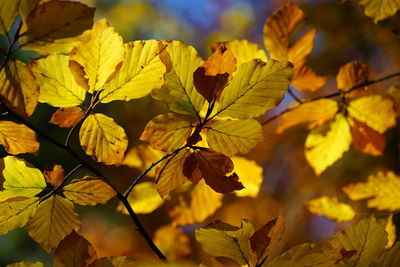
[288,87,302,104]
[64,108,91,146]
[1,111,8,116]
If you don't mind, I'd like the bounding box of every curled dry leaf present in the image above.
[43,164,65,187]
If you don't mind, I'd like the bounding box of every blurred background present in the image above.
[1,0,400,265]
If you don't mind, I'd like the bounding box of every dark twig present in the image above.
[288,87,302,104]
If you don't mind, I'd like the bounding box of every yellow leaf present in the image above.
[195,219,254,265]
[206,119,264,157]
[0,156,46,202]
[151,40,205,117]
[350,118,385,156]
[155,148,191,197]
[122,144,164,177]
[63,177,116,206]
[0,121,40,155]
[119,182,164,214]
[263,3,306,61]
[372,241,400,266]
[0,0,19,35]
[7,262,44,267]
[291,61,327,92]
[154,225,191,260]
[100,40,169,103]
[336,61,369,92]
[343,171,400,211]
[305,113,352,175]
[32,54,86,107]
[50,107,84,128]
[288,29,316,64]
[53,230,97,267]
[216,59,292,119]
[69,19,124,93]
[169,180,223,226]
[20,1,95,54]
[385,215,396,249]
[348,95,396,134]
[211,40,267,66]
[108,256,136,267]
[329,217,387,267]
[0,197,39,235]
[140,113,193,152]
[307,196,355,222]
[0,60,39,117]
[79,113,128,165]
[276,99,338,133]
[232,157,263,198]
[265,243,341,267]
[358,0,400,22]
[26,195,81,253]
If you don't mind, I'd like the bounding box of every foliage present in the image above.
[0,0,400,266]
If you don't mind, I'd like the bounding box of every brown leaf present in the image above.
[291,61,327,92]
[337,61,369,92]
[43,164,65,187]
[50,107,84,128]
[182,152,202,184]
[350,118,385,156]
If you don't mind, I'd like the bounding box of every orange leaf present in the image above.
[288,29,316,64]
[337,61,369,92]
[350,118,385,156]
[50,107,84,128]
[291,61,327,92]
[43,164,65,187]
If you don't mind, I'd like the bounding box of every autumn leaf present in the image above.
[53,230,97,267]
[211,40,267,66]
[336,61,369,92]
[123,144,164,177]
[343,171,400,211]
[7,262,44,267]
[154,225,191,260]
[26,195,81,253]
[50,107,85,128]
[0,60,39,117]
[0,121,40,155]
[0,156,46,202]
[277,99,338,133]
[349,118,385,156]
[206,119,264,157]
[20,1,95,54]
[119,182,164,214]
[291,62,327,92]
[151,40,205,117]
[69,19,125,93]
[305,113,352,175]
[195,220,254,265]
[385,215,396,249]
[32,54,86,107]
[43,164,65,187]
[307,196,355,222]
[140,113,193,152]
[169,180,222,226]
[329,217,387,266]
[371,241,400,266]
[231,157,263,198]
[216,59,292,119]
[347,95,396,134]
[0,0,19,35]
[358,0,400,22]
[63,176,116,206]
[79,113,128,165]
[287,29,316,64]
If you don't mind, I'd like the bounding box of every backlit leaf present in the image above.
[43,164,64,187]
[154,225,191,260]
[0,197,39,235]
[119,182,164,214]
[79,113,128,165]
[206,119,264,157]
[232,157,263,198]
[337,61,369,92]
[329,217,387,267]
[123,144,164,177]
[350,118,385,156]
[63,176,116,206]
[216,59,292,119]
[32,54,86,107]
[50,107,84,128]
[155,148,191,197]
[7,262,44,267]
[343,171,400,211]
[151,40,205,117]
[26,195,81,253]
[348,95,396,134]
[287,29,316,64]
[196,220,254,265]
[291,62,327,92]
[0,0,19,35]
[385,215,396,249]
[169,179,223,226]
[100,40,169,103]
[358,0,400,22]
[372,241,400,266]
[0,60,39,117]
[307,196,355,222]
[305,113,352,175]
[69,19,125,93]
[0,121,39,155]
[0,156,46,202]
[20,1,95,54]
[140,113,193,152]
[211,40,267,66]
[276,99,338,133]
